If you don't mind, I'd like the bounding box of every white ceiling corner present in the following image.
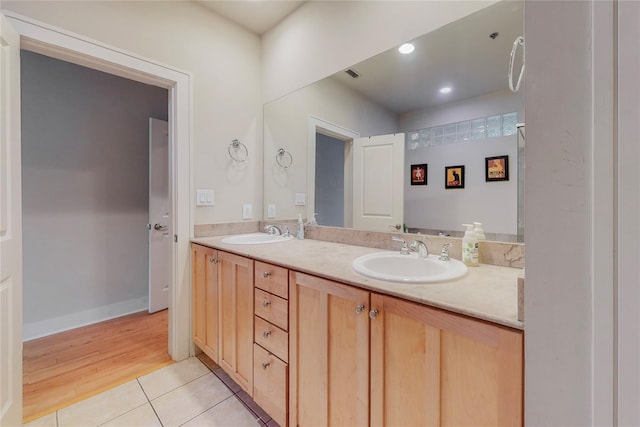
[195,0,306,35]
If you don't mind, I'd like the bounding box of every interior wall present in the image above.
[263,77,397,221]
[3,0,263,226]
[21,51,168,340]
[400,89,522,236]
[262,0,498,102]
[315,133,345,227]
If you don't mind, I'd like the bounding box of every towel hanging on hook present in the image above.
[508,36,525,93]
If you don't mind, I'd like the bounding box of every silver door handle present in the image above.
[153,224,168,231]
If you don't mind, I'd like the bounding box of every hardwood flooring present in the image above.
[23,310,173,423]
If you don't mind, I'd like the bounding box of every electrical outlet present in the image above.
[267,204,276,218]
[242,204,252,219]
[295,193,306,206]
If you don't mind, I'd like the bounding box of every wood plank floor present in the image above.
[23,310,173,423]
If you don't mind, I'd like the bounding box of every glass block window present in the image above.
[502,112,518,136]
[406,112,518,150]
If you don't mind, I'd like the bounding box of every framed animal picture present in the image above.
[485,155,509,181]
[445,165,465,189]
[410,164,428,185]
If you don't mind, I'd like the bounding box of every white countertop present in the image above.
[192,236,524,330]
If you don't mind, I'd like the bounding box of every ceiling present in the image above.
[330,0,524,114]
[195,0,305,35]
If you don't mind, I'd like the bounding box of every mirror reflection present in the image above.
[263,0,524,242]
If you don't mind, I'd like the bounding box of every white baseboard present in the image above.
[23,296,149,341]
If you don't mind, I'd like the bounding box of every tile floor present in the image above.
[24,357,279,427]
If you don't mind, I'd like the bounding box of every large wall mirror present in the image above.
[263,0,524,242]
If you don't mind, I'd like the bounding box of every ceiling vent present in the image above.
[345,68,360,79]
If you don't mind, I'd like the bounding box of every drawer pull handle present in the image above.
[209,257,218,264]
[369,309,379,319]
[263,330,271,338]
[262,362,270,369]
[263,271,271,278]
[262,300,271,307]
[355,304,365,314]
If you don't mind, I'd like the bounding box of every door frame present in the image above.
[5,12,193,361]
[307,116,359,227]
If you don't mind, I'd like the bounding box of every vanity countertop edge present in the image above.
[191,236,524,331]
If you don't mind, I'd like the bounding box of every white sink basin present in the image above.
[221,233,294,245]
[352,252,467,283]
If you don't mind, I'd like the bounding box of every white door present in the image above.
[352,134,404,232]
[148,118,169,313]
[0,14,23,427]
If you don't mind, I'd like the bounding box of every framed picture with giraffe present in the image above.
[445,165,465,189]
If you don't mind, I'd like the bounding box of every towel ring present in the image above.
[276,148,293,169]
[508,36,525,93]
[228,139,248,163]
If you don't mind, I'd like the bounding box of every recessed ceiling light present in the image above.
[398,43,415,54]
[439,87,452,94]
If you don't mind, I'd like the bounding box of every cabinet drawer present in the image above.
[253,344,288,427]
[255,261,288,299]
[254,316,288,363]
[255,288,288,331]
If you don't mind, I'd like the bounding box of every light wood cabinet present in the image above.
[289,271,523,427]
[289,272,370,427]
[254,261,290,427]
[191,244,219,363]
[218,251,254,394]
[370,293,523,427]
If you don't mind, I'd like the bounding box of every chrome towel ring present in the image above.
[276,148,293,168]
[228,139,248,163]
[508,36,525,93]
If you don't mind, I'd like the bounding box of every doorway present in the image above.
[307,116,359,228]
[20,49,172,420]
[2,12,193,424]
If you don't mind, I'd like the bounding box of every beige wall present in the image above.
[262,0,497,102]
[4,0,263,225]
[264,77,397,221]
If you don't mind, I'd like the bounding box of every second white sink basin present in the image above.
[352,252,468,283]
[221,233,294,245]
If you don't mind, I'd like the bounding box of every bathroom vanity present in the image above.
[191,236,523,427]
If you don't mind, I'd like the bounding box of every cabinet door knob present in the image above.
[262,362,270,369]
[369,309,379,319]
[355,304,365,314]
[209,257,218,264]
[262,300,271,307]
[263,330,271,338]
[263,271,271,278]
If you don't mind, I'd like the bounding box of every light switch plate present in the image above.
[295,193,306,206]
[267,204,276,218]
[242,204,252,219]
[196,189,214,206]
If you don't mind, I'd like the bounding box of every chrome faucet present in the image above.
[439,243,452,261]
[264,224,283,236]
[409,240,429,258]
[391,236,410,255]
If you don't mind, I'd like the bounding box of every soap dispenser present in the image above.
[462,224,479,267]
[297,214,305,240]
[473,222,486,240]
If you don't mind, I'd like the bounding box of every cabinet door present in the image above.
[218,251,254,394]
[289,272,370,427]
[191,244,218,362]
[370,293,523,427]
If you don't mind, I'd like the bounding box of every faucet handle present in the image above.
[391,236,409,255]
[439,243,452,261]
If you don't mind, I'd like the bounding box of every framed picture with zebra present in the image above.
[445,165,465,189]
